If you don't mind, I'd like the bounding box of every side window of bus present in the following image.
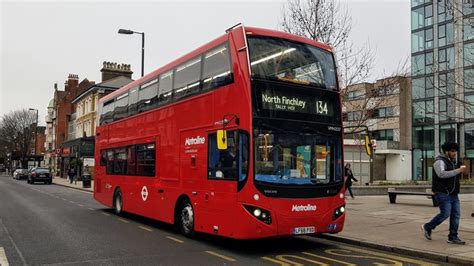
[208,131,237,180]
[138,78,158,113]
[174,57,202,100]
[106,150,114,174]
[100,150,107,166]
[202,44,233,91]
[101,100,115,125]
[113,93,129,121]
[113,148,127,174]
[127,145,136,175]
[136,143,155,176]
[128,87,139,117]
[158,71,173,105]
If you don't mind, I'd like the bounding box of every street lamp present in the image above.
[28,108,38,164]
[118,28,145,77]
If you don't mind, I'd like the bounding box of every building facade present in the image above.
[411,0,474,181]
[343,76,412,183]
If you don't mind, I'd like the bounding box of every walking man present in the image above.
[422,142,466,245]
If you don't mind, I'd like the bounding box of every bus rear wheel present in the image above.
[179,200,195,237]
[113,189,123,216]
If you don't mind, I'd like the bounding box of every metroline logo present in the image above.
[185,136,206,146]
[292,204,317,212]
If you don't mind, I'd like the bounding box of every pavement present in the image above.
[52,176,93,192]
[50,176,474,264]
[323,193,474,265]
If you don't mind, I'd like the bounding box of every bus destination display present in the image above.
[261,91,332,116]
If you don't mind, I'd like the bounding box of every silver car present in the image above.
[13,169,29,180]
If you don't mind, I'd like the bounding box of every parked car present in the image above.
[13,169,29,180]
[27,167,52,184]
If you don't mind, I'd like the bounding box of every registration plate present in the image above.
[292,226,315,235]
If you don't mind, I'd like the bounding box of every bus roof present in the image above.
[100,26,333,104]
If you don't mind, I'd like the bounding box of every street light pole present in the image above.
[118,28,145,77]
[28,108,38,166]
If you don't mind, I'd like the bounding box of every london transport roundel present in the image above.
[141,186,148,201]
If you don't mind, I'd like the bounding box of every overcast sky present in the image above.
[1,0,410,125]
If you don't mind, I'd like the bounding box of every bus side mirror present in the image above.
[217,130,228,150]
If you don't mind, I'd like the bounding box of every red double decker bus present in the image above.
[94,25,345,239]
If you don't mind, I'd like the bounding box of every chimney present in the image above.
[100,61,133,82]
[65,74,79,92]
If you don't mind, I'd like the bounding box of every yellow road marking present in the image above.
[166,236,184,243]
[205,251,236,262]
[325,249,402,266]
[138,226,153,232]
[261,256,291,266]
[0,247,9,266]
[303,252,356,265]
[338,246,439,265]
[118,218,129,224]
[102,212,111,216]
[275,255,329,266]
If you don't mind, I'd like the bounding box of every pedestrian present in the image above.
[344,163,358,199]
[67,167,75,184]
[422,142,466,245]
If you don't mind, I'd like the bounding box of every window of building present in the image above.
[412,53,425,76]
[412,30,425,53]
[465,69,474,91]
[413,100,434,123]
[438,0,453,22]
[424,4,433,26]
[372,129,394,141]
[411,0,424,7]
[439,97,455,121]
[413,126,434,150]
[463,0,474,15]
[347,90,365,100]
[465,123,474,156]
[438,47,455,71]
[440,124,456,145]
[425,28,433,49]
[439,72,455,95]
[411,6,425,30]
[425,51,433,73]
[439,23,446,44]
[412,78,425,99]
[464,42,474,67]
[464,19,474,41]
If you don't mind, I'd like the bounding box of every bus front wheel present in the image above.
[179,200,195,237]
[113,189,123,216]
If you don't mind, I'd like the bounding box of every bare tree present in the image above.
[280,0,397,134]
[0,109,36,168]
[280,0,375,89]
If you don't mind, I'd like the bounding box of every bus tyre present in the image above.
[113,189,123,216]
[179,200,195,237]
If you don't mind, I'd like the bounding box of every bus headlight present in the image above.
[244,205,272,224]
[332,204,345,220]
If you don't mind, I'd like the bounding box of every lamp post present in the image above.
[29,108,38,166]
[118,28,145,77]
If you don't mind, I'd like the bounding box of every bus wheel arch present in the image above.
[113,187,123,216]
[175,195,195,237]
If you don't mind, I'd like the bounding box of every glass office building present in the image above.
[411,0,474,180]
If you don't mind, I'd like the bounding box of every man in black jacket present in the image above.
[421,142,466,245]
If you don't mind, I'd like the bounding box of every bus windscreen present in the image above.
[247,36,337,90]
